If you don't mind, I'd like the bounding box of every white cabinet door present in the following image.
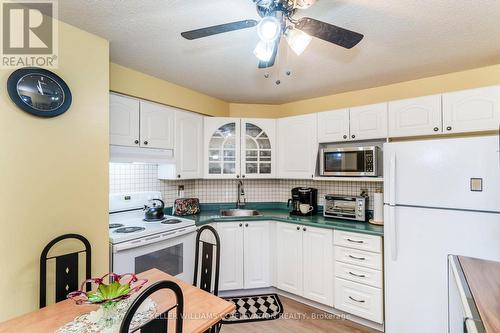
[241,119,276,179]
[350,103,388,140]
[317,109,350,143]
[217,222,244,291]
[109,93,140,147]
[204,117,241,179]
[174,110,203,179]
[139,101,175,149]
[276,223,303,295]
[302,226,334,306]
[243,221,271,289]
[277,114,318,179]
[443,85,500,134]
[388,95,442,138]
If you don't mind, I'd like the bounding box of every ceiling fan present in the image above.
[180,0,364,69]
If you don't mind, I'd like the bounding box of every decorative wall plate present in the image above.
[7,67,72,118]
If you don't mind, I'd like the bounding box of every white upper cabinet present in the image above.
[204,117,241,179]
[109,93,140,147]
[241,119,276,179]
[278,114,318,179]
[139,101,175,149]
[317,108,350,143]
[350,103,388,140]
[174,110,203,179]
[442,85,500,134]
[388,95,442,138]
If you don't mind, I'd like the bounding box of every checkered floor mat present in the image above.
[221,293,284,324]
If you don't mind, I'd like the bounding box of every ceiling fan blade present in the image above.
[258,37,280,69]
[181,19,258,40]
[295,17,363,49]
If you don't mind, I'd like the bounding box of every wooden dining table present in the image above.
[0,269,235,333]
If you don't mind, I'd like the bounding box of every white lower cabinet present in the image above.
[334,278,383,323]
[216,221,272,291]
[333,230,384,324]
[276,223,303,295]
[243,221,271,289]
[216,222,244,290]
[276,223,334,307]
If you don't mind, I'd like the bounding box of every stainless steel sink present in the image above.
[219,209,262,217]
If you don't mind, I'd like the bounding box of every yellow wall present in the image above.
[110,63,228,117]
[280,64,500,117]
[228,103,281,118]
[0,21,109,321]
[112,63,500,119]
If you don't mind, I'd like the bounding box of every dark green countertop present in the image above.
[176,202,384,236]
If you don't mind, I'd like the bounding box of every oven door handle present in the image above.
[113,226,197,253]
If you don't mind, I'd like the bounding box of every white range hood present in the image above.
[109,145,174,164]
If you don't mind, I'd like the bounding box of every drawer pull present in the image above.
[347,238,364,244]
[348,271,366,278]
[349,296,365,303]
[348,254,366,261]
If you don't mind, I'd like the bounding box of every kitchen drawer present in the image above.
[334,278,383,324]
[335,261,383,288]
[335,246,382,270]
[334,230,382,253]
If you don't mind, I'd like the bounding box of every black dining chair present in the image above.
[119,280,184,333]
[193,225,222,333]
[40,233,91,308]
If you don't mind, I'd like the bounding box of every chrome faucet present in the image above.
[236,179,246,209]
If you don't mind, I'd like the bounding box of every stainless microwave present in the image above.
[319,146,379,177]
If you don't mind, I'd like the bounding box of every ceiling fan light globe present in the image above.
[286,28,312,56]
[257,16,281,42]
[254,40,274,62]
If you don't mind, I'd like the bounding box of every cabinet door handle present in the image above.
[296,226,300,231]
[134,140,139,144]
[446,126,452,131]
[242,175,246,178]
[343,135,348,139]
[245,223,249,227]
[143,140,148,145]
[303,227,307,231]
[347,238,364,244]
[348,271,366,278]
[236,175,240,179]
[239,223,243,227]
[349,296,365,303]
[433,127,439,132]
[348,254,366,261]
[177,174,181,178]
[351,135,356,139]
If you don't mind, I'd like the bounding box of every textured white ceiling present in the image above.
[59,0,500,103]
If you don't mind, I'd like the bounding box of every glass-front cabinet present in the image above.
[204,117,276,179]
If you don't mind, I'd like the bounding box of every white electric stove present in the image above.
[109,191,196,283]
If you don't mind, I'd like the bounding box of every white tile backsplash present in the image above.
[110,163,383,209]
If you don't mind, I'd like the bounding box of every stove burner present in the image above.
[109,223,124,229]
[114,227,145,234]
[161,219,183,224]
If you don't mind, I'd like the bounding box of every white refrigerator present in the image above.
[383,135,500,333]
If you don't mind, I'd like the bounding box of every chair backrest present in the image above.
[193,225,221,296]
[119,280,184,333]
[39,233,91,308]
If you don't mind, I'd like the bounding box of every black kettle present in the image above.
[143,199,165,221]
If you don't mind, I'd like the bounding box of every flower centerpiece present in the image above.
[67,273,148,329]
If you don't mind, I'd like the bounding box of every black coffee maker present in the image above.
[288,187,318,216]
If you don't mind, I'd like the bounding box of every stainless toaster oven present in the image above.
[324,195,367,221]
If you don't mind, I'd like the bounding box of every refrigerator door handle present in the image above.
[389,152,396,205]
[387,205,398,261]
